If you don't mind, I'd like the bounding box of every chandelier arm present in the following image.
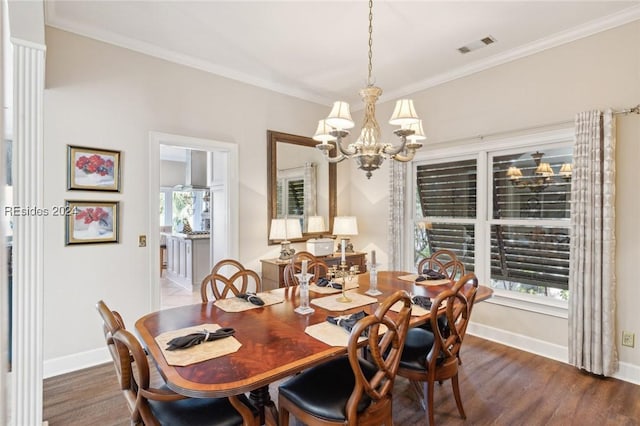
[321,151,348,163]
[335,136,357,157]
[381,136,409,156]
[391,150,417,162]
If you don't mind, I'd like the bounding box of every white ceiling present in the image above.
[45,1,640,107]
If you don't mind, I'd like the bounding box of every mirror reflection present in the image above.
[268,131,336,245]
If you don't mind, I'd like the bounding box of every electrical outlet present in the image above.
[622,331,635,348]
[138,235,147,247]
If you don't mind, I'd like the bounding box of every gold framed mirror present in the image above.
[267,130,336,245]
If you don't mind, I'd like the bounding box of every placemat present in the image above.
[304,322,368,347]
[310,292,378,312]
[155,323,242,366]
[397,274,451,286]
[214,292,284,312]
[309,280,359,294]
[389,300,430,316]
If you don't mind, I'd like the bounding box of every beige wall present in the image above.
[351,21,639,368]
[42,27,332,360]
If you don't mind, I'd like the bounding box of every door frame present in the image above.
[148,132,239,310]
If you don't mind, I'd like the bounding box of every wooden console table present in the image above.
[260,252,367,290]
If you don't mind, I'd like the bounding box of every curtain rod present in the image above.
[432,104,639,146]
[613,104,640,115]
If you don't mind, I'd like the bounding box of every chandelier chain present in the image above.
[367,0,374,86]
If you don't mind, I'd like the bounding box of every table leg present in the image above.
[249,385,278,426]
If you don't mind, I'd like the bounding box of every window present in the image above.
[414,159,477,272]
[159,189,209,232]
[411,130,573,309]
[490,147,572,300]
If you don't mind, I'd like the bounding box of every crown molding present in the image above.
[381,4,640,103]
[44,3,333,106]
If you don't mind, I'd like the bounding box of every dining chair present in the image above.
[201,268,262,301]
[290,250,319,264]
[396,273,479,426]
[201,259,248,301]
[283,257,330,287]
[110,327,259,426]
[278,290,412,426]
[96,300,131,390]
[417,249,465,280]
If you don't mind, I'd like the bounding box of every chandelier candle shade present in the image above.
[506,151,572,192]
[312,0,425,178]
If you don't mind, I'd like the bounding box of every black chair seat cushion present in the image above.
[148,389,257,426]
[279,355,377,422]
[399,328,435,372]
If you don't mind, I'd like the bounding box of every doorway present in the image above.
[148,132,239,310]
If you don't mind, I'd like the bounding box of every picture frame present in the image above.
[67,145,121,192]
[65,200,120,245]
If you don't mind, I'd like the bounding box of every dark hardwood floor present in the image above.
[43,335,640,425]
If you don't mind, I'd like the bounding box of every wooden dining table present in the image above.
[135,271,493,425]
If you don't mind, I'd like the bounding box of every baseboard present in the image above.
[43,347,110,379]
[468,322,640,385]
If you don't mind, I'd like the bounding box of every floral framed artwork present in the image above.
[67,145,121,191]
[65,200,120,245]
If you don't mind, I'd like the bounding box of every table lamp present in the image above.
[269,218,302,260]
[306,216,334,256]
[333,216,358,255]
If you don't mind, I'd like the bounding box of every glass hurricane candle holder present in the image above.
[364,262,382,296]
[294,273,315,315]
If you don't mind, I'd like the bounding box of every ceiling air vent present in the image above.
[457,35,496,54]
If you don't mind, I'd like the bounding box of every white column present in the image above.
[11,38,45,426]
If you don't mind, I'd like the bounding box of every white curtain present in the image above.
[303,162,317,220]
[388,161,406,270]
[568,109,618,376]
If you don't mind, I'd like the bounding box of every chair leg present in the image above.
[279,404,290,426]
[409,380,426,411]
[451,373,466,420]
[424,380,435,426]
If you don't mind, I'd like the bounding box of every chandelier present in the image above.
[312,0,425,179]
[506,151,572,192]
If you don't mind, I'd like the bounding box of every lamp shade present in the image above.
[333,216,358,236]
[312,120,337,143]
[506,166,523,179]
[389,99,419,126]
[559,163,573,177]
[407,120,427,141]
[269,218,302,241]
[307,216,326,233]
[325,101,355,130]
[535,162,554,177]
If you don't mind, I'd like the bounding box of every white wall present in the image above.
[42,27,331,362]
[350,21,640,370]
[159,160,185,187]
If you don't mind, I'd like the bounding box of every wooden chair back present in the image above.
[283,259,329,287]
[95,300,130,390]
[201,259,248,301]
[290,251,318,264]
[428,273,478,373]
[111,327,186,425]
[201,269,262,301]
[346,290,412,424]
[418,249,465,280]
